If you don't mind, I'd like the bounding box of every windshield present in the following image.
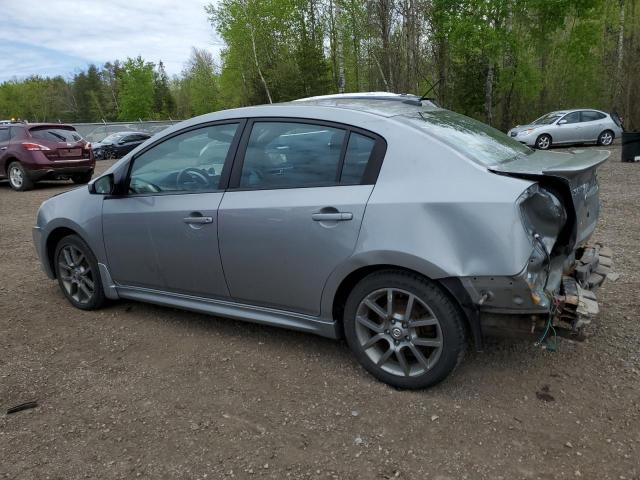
[404,110,532,165]
[532,113,563,125]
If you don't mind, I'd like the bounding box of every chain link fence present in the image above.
[71,120,182,143]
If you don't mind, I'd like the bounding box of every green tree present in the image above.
[117,56,155,120]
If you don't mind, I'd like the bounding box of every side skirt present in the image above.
[115,285,339,339]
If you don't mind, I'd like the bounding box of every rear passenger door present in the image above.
[218,119,386,316]
[580,111,606,142]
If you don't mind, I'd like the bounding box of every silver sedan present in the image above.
[508,109,623,149]
[33,94,611,389]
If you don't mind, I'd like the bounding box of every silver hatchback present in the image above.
[508,109,623,150]
[33,94,612,389]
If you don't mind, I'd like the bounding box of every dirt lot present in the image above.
[1,145,639,480]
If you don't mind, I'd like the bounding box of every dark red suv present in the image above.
[0,122,95,191]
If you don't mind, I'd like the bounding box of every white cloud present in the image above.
[0,0,223,80]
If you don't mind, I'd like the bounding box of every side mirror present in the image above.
[89,173,115,195]
[558,119,567,125]
[118,139,126,144]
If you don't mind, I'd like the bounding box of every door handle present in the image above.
[183,216,213,224]
[0,147,7,150]
[312,212,353,221]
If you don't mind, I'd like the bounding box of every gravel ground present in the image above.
[1,145,639,480]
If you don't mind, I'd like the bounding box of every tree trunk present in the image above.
[484,62,494,125]
[615,0,626,106]
[336,2,346,93]
[249,25,272,104]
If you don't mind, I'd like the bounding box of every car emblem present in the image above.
[66,142,72,147]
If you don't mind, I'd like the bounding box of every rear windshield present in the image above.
[404,110,532,165]
[30,126,82,142]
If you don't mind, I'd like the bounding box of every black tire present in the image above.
[54,235,106,310]
[7,161,34,191]
[343,270,467,389]
[72,172,93,184]
[597,130,614,146]
[535,134,552,150]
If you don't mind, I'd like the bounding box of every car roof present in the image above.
[288,93,440,118]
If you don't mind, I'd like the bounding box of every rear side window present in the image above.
[0,128,9,142]
[240,122,346,189]
[341,133,375,184]
[581,111,606,122]
[30,127,82,142]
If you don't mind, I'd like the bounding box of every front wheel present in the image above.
[535,134,552,150]
[597,130,614,146]
[343,270,467,389]
[54,235,105,310]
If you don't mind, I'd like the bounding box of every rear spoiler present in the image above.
[488,149,610,178]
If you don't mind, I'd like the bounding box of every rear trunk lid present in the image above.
[489,149,609,249]
[28,125,91,160]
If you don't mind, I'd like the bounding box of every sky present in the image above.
[0,0,224,82]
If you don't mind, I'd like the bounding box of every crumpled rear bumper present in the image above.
[555,244,613,331]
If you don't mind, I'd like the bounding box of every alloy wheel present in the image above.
[537,136,550,149]
[57,244,96,305]
[600,132,613,145]
[9,164,23,188]
[354,288,443,377]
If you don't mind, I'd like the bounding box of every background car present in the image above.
[508,109,623,149]
[92,131,151,159]
[33,94,610,389]
[0,122,94,191]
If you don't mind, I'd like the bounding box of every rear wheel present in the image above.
[597,130,614,146]
[54,235,105,310]
[72,172,93,184]
[7,161,34,191]
[535,134,552,150]
[343,270,466,389]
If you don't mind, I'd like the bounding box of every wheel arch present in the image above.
[328,263,478,347]
[45,226,86,278]
[3,157,20,175]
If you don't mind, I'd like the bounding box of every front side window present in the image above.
[128,123,239,194]
[561,112,581,124]
[0,128,9,142]
[240,122,346,189]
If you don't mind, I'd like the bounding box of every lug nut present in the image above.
[394,340,399,345]
[385,330,389,334]
[402,322,407,328]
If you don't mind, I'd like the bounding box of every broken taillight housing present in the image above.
[517,184,567,253]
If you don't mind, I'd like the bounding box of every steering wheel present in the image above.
[129,177,162,194]
[176,168,210,190]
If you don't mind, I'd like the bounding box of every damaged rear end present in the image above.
[484,149,612,338]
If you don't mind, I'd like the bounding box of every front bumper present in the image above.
[507,130,538,146]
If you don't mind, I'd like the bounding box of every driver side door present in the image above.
[102,121,244,299]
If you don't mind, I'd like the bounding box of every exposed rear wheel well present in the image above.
[46,227,78,278]
[331,265,473,342]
